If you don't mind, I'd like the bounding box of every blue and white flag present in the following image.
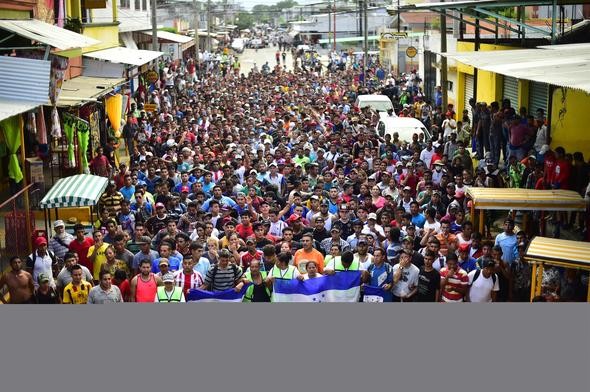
[187,284,251,302]
[362,285,388,303]
[272,271,361,302]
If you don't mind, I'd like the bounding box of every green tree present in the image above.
[235,12,255,30]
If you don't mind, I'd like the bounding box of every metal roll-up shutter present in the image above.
[464,74,474,122]
[529,82,549,116]
[502,76,519,108]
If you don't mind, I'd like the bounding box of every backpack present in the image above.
[472,269,496,286]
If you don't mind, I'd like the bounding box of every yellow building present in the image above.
[65,0,120,53]
[448,43,590,159]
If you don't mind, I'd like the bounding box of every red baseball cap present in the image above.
[181,186,190,193]
[458,243,470,252]
[34,236,47,247]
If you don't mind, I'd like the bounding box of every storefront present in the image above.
[137,30,195,62]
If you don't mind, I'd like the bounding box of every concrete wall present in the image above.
[550,88,590,158]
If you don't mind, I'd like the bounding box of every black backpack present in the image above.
[472,269,497,286]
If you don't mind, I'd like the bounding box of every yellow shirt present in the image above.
[62,281,93,304]
[87,243,110,280]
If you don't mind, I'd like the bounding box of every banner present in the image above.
[187,284,251,302]
[272,271,361,302]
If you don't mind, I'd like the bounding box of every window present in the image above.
[447,81,454,92]
[120,0,130,8]
[135,0,141,10]
[142,0,147,12]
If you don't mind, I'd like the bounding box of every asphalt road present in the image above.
[238,46,295,74]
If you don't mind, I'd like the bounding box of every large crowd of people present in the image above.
[2,49,589,304]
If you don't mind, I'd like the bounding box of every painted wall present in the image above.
[550,88,590,158]
[81,24,120,52]
[455,42,520,119]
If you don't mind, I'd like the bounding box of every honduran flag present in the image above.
[362,285,389,303]
[272,271,361,302]
[187,284,251,302]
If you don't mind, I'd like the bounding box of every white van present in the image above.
[376,116,431,143]
[231,38,245,53]
[354,94,395,113]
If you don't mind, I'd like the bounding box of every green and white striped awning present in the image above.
[40,174,109,209]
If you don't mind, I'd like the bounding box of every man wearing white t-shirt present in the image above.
[392,250,420,302]
[466,259,499,303]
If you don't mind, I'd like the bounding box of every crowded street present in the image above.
[1,2,590,304]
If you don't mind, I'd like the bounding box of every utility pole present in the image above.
[397,0,400,32]
[333,0,336,51]
[363,0,368,86]
[151,0,158,52]
[193,0,200,72]
[207,0,212,52]
[328,4,332,49]
[440,0,448,111]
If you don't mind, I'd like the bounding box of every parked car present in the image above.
[354,94,394,113]
[250,38,263,48]
[376,116,431,143]
[231,38,245,53]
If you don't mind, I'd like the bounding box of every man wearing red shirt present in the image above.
[399,163,419,198]
[68,224,95,273]
[551,147,572,190]
[235,211,254,241]
[543,148,557,185]
[439,253,469,302]
[239,237,263,271]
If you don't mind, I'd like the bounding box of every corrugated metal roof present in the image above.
[0,99,40,122]
[525,236,590,269]
[56,76,126,107]
[142,30,193,44]
[0,19,100,51]
[83,47,163,66]
[440,44,590,94]
[0,56,50,103]
[465,187,586,211]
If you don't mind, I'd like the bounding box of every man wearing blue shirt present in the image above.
[152,242,182,273]
[365,248,393,302]
[410,201,426,228]
[495,218,518,265]
[201,186,237,212]
[119,174,135,201]
[457,243,478,273]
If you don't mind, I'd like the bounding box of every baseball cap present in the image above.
[158,259,170,267]
[38,273,50,284]
[433,160,444,166]
[402,236,414,243]
[181,186,190,193]
[162,273,175,283]
[246,236,256,244]
[53,220,65,228]
[155,202,166,209]
[330,226,341,233]
[368,213,377,220]
[458,243,470,252]
[34,236,47,247]
[403,186,412,191]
